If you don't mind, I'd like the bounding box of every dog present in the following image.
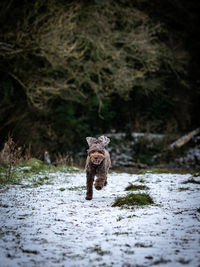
[85,135,111,200]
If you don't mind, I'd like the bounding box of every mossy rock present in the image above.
[112,193,154,207]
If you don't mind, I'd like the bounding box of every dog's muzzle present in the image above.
[89,152,105,165]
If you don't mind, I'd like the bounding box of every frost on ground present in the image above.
[0,169,200,267]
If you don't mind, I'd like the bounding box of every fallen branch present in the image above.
[169,127,200,149]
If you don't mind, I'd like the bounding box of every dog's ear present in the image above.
[98,136,110,147]
[86,137,97,147]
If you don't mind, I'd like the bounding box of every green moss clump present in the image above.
[125,183,149,191]
[112,193,154,207]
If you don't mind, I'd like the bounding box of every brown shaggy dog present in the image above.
[85,136,111,200]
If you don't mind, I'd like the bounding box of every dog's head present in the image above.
[86,136,110,166]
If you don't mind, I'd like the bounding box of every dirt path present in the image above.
[0,170,200,267]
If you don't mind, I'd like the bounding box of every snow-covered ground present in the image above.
[0,170,200,267]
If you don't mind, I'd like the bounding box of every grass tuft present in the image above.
[112,193,154,207]
[19,158,52,173]
[125,183,149,191]
[182,178,200,185]
[178,187,190,192]
[68,186,86,191]
[89,245,111,256]
[59,188,65,191]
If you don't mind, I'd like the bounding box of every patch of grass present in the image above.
[182,178,200,185]
[0,168,21,186]
[177,258,191,264]
[22,249,39,254]
[68,186,86,191]
[135,242,152,248]
[1,158,81,187]
[90,245,111,256]
[0,203,9,208]
[55,166,81,173]
[178,187,190,192]
[20,159,81,174]
[116,216,124,221]
[145,256,153,260]
[124,250,134,254]
[127,215,137,218]
[43,176,50,180]
[153,258,171,265]
[112,193,154,207]
[31,176,53,186]
[59,187,65,191]
[125,183,149,191]
[114,232,129,236]
[135,178,146,183]
[19,158,51,173]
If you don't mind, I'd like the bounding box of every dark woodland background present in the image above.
[0,0,200,158]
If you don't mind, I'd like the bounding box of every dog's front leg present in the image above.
[86,171,94,200]
[95,167,106,190]
[94,175,105,190]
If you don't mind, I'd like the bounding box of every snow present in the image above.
[0,170,200,267]
[105,132,165,141]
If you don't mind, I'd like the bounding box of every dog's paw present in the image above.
[85,196,92,200]
[95,185,102,190]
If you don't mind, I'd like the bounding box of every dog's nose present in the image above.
[95,156,98,160]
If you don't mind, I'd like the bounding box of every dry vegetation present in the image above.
[0,137,23,182]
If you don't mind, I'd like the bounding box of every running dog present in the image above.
[85,136,111,200]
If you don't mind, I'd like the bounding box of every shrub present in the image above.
[0,137,23,183]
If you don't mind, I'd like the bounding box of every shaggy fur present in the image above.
[85,136,111,200]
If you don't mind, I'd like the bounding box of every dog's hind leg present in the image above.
[86,171,94,200]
